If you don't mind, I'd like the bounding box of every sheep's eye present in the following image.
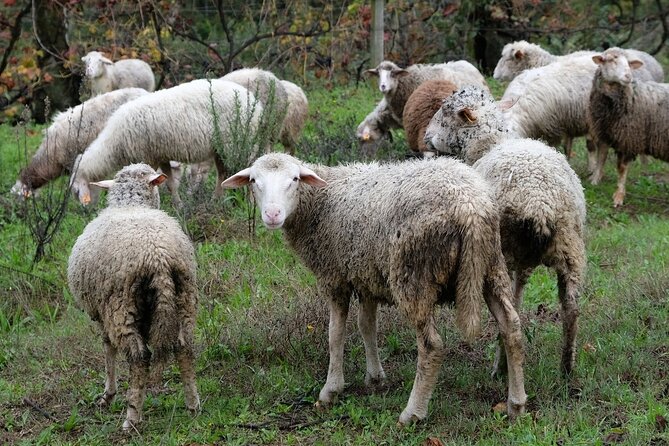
[250,178,256,184]
[292,177,299,182]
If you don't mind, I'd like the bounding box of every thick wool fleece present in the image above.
[402,79,457,153]
[17,88,148,191]
[278,80,309,151]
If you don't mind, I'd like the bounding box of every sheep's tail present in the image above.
[148,270,180,362]
[454,217,490,343]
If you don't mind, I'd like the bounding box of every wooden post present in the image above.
[370,0,384,66]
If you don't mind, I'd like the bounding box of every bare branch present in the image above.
[0,1,32,77]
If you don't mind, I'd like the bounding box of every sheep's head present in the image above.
[493,40,537,81]
[82,51,113,79]
[593,48,644,87]
[366,61,409,95]
[10,180,32,200]
[424,86,508,163]
[93,163,166,209]
[221,153,327,229]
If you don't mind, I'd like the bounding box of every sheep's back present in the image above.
[113,59,156,91]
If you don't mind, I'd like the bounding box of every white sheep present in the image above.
[11,88,149,198]
[221,153,527,424]
[279,79,309,154]
[70,78,263,206]
[67,163,199,431]
[588,47,669,207]
[425,86,587,376]
[365,60,489,127]
[82,51,155,96]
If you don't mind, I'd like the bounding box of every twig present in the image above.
[23,397,58,422]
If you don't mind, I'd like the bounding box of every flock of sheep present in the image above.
[10,42,668,431]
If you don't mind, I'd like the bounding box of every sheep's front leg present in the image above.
[123,356,150,431]
[98,336,117,407]
[318,293,351,405]
[159,161,182,207]
[358,296,386,386]
[399,315,444,425]
[613,154,633,207]
[588,139,609,185]
[558,273,580,376]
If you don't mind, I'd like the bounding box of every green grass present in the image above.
[1,81,668,445]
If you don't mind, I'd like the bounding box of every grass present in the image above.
[1,80,668,445]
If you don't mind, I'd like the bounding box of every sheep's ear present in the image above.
[365,68,379,77]
[392,68,410,78]
[90,179,115,189]
[514,50,524,60]
[592,55,605,65]
[149,173,167,186]
[81,55,88,62]
[221,167,252,188]
[100,57,113,65]
[299,165,327,188]
[497,98,516,110]
[459,108,477,123]
[629,59,644,70]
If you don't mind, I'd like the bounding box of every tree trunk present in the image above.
[370,0,384,66]
[31,0,81,123]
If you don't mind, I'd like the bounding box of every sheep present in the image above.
[355,97,402,152]
[82,51,155,96]
[424,86,587,376]
[221,68,288,149]
[493,40,664,83]
[67,163,199,431]
[11,88,149,198]
[221,153,527,424]
[402,79,457,154]
[365,60,488,126]
[69,78,263,206]
[588,47,669,207]
[279,79,309,154]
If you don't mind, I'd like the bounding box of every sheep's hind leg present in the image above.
[358,296,386,387]
[318,291,351,406]
[98,335,117,407]
[399,314,444,425]
[176,345,201,413]
[123,354,150,431]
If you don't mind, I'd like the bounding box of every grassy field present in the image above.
[0,80,668,446]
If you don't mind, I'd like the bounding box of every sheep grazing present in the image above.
[279,80,309,154]
[355,97,402,152]
[425,86,587,376]
[402,79,457,154]
[221,153,527,424]
[365,60,488,126]
[11,88,149,198]
[493,40,664,83]
[67,163,199,431]
[70,78,262,206]
[588,48,669,207]
[82,51,155,96]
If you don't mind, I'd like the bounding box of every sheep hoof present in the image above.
[97,392,116,407]
[398,410,423,426]
[186,395,201,414]
[364,371,387,388]
[122,418,138,432]
[506,399,526,420]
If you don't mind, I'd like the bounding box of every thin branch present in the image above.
[616,0,637,46]
[23,397,58,422]
[31,0,69,63]
[0,1,32,77]
[215,0,234,72]
[651,0,668,55]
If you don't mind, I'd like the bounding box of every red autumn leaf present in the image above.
[422,437,444,446]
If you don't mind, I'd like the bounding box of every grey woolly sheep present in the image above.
[588,47,669,207]
[11,88,149,198]
[67,163,199,431]
[365,60,488,126]
[402,79,457,154]
[493,40,664,83]
[279,79,309,154]
[221,68,288,149]
[82,51,155,96]
[221,153,527,424]
[355,97,402,152]
[425,86,587,376]
[69,78,263,206]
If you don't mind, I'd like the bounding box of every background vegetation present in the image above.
[1,1,668,445]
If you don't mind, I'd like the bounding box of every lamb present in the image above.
[588,47,669,207]
[82,51,155,96]
[221,153,527,424]
[221,68,288,149]
[493,40,664,83]
[67,163,199,431]
[69,78,263,206]
[424,86,587,376]
[402,79,457,154]
[11,88,149,197]
[279,79,309,154]
[365,60,488,126]
[355,97,402,150]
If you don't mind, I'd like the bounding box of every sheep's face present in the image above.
[82,51,112,79]
[10,180,32,199]
[366,61,408,95]
[424,86,507,161]
[221,154,327,229]
[593,49,644,87]
[493,41,531,81]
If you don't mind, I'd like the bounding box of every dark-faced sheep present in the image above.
[67,163,199,431]
[221,153,526,424]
